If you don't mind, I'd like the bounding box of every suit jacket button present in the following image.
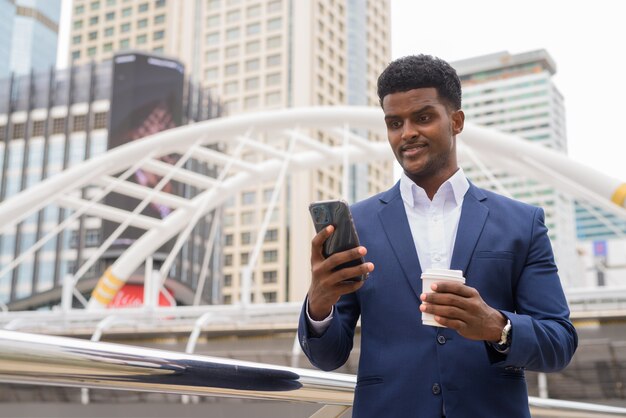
[437,335,446,345]
[432,383,441,395]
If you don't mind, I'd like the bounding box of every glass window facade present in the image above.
[7,0,61,76]
[0,59,221,308]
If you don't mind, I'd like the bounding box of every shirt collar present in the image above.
[399,168,469,208]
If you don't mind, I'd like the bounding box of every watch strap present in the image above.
[496,318,512,348]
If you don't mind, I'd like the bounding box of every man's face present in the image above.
[382,88,464,188]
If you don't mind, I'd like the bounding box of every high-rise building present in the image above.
[0,1,16,78]
[0,54,221,309]
[452,50,580,287]
[69,0,394,304]
[69,0,174,65]
[0,0,62,77]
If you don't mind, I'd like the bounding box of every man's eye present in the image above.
[389,121,402,129]
[418,114,431,123]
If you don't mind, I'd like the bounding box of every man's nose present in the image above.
[401,121,418,140]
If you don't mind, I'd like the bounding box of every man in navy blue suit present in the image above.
[298,55,578,417]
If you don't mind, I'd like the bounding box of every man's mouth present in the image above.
[401,143,427,157]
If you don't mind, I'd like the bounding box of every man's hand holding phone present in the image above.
[307,225,374,321]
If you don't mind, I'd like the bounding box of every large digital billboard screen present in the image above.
[103,52,185,257]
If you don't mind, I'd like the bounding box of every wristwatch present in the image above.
[495,318,512,350]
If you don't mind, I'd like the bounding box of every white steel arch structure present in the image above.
[1,105,626,313]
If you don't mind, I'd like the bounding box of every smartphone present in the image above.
[309,199,367,282]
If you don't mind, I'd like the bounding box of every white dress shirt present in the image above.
[400,168,469,272]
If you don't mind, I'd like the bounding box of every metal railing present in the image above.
[1,286,626,336]
[1,330,626,417]
[567,286,626,314]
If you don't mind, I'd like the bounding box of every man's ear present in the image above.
[452,110,465,135]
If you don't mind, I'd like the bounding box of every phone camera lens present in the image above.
[312,206,329,224]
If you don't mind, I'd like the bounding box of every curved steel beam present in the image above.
[0,106,625,309]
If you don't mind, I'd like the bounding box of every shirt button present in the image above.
[432,383,441,395]
[437,335,446,345]
[433,255,441,262]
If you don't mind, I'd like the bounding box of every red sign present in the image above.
[108,284,174,308]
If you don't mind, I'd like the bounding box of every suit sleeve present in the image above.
[489,207,578,371]
[297,292,361,371]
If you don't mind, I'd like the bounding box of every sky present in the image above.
[58,0,626,181]
[390,0,626,182]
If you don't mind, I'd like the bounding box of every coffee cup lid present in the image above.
[422,268,463,277]
[421,274,465,283]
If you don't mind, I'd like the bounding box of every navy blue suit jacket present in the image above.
[298,182,578,418]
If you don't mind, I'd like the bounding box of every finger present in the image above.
[420,303,468,328]
[432,315,467,331]
[430,281,475,298]
[329,261,374,285]
[420,291,468,310]
[311,225,334,263]
[336,278,367,294]
[326,246,368,271]
[420,302,467,321]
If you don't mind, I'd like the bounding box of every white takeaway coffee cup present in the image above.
[421,268,465,327]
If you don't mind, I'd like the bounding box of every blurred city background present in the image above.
[0,0,625,417]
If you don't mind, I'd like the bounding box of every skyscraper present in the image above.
[452,50,580,287]
[1,0,62,77]
[69,0,394,304]
[0,0,16,78]
[69,0,172,65]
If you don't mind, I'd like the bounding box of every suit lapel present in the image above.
[378,184,423,300]
[450,184,489,274]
